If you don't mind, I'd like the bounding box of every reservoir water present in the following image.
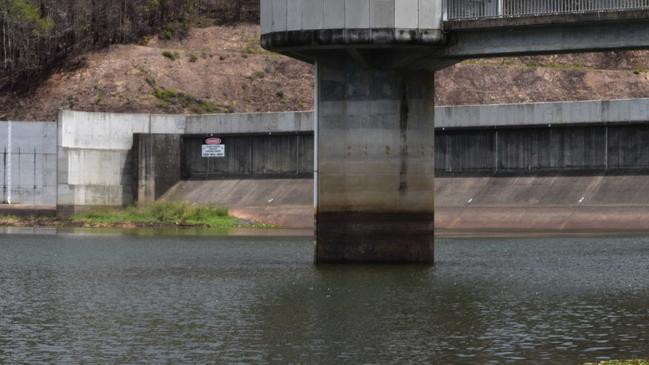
[1,232,648,364]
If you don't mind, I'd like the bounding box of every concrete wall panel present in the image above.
[395,0,419,28]
[287,0,303,30]
[272,0,288,32]
[261,0,273,34]
[302,0,323,29]
[345,0,371,28]
[324,0,346,28]
[419,0,442,29]
[371,0,395,28]
[435,98,649,128]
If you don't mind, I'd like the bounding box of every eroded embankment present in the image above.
[162,174,649,233]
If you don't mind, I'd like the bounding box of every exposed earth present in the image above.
[3,25,649,121]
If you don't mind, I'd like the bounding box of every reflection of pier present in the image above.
[261,0,649,263]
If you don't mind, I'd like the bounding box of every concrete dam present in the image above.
[3,98,649,234]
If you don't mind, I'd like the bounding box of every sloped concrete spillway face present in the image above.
[261,0,445,263]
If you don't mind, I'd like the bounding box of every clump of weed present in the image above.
[160,28,174,40]
[72,202,235,228]
[153,86,232,114]
[162,51,180,61]
[248,71,265,81]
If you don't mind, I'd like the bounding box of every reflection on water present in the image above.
[1,233,649,363]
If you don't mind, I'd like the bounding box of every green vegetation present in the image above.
[6,0,53,35]
[248,70,265,81]
[0,202,275,229]
[71,202,237,229]
[585,360,649,365]
[160,28,174,40]
[162,51,180,61]
[143,72,232,114]
[188,53,198,63]
[1,0,259,90]
[153,86,230,113]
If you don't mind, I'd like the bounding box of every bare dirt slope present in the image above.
[0,25,313,121]
[3,25,649,121]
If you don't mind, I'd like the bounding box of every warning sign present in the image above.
[202,144,225,158]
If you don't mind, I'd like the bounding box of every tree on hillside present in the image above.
[0,0,260,90]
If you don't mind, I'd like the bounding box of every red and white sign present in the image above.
[204,137,222,145]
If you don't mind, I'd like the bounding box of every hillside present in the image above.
[3,25,649,121]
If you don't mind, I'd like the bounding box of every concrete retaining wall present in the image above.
[1,97,646,218]
[56,110,313,213]
[56,111,185,214]
[436,124,649,172]
[135,134,183,204]
[0,121,56,207]
[182,134,314,179]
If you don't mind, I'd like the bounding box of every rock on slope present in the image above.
[3,26,649,121]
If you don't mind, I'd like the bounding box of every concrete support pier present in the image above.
[315,59,436,263]
[261,0,444,263]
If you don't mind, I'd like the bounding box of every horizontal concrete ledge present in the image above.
[261,28,444,50]
[436,98,649,129]
[60,97,649,133]
[444,9,649,30]
[0,205,56,217]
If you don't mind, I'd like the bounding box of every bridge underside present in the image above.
[438,12,649,60]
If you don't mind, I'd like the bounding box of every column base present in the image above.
[315,212,435,264]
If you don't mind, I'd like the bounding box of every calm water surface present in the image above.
[1,232,649,364]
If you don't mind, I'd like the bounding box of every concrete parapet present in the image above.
[436,98,649,129]
[185,111,313,134]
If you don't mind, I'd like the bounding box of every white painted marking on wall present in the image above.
[7,121,11,204]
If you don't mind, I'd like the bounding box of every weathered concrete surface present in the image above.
[261,0,443,33]
[314,60,435,263]
[435,98,649,128]
[135,134,182,204]
[435,173,649,232]
[56,110,312,214]
[182,134,313,179]
[163,174,649,233]
[56,111,185,215]
[161,178,313,228]
[185,112,313,134]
